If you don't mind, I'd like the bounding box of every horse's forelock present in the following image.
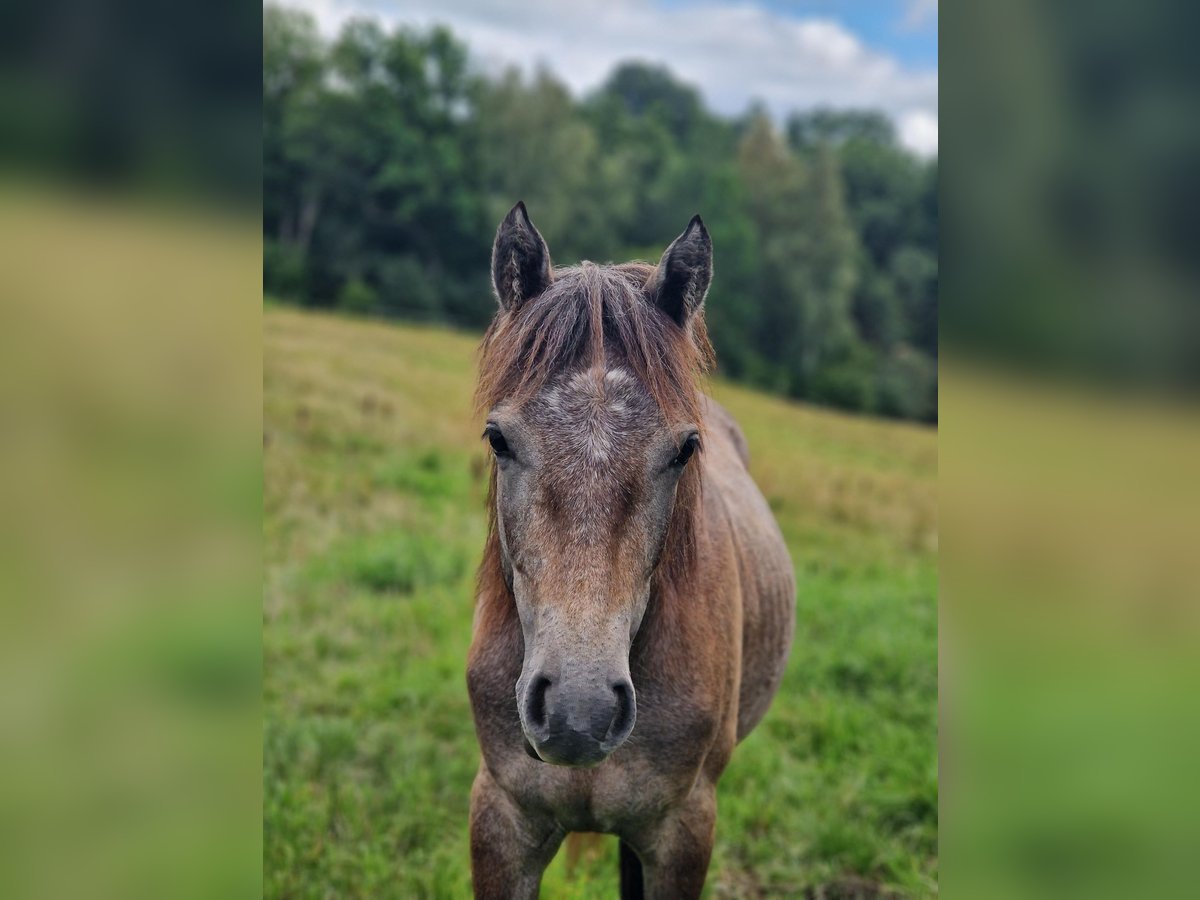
[475,262,712,426]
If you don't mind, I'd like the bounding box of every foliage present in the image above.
[263,7,937,421]
[336,277,378,314]
[263,307,938,897]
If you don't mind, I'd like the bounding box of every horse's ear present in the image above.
[647,214,712,326]
[492,201,552,311]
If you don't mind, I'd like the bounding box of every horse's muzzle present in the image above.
[520,672,636,767]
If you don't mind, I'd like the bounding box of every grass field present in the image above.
[263,305,938,898]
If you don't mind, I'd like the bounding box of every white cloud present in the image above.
[277,0,938,156]
[898,109,938,158]
[902,0,938,31]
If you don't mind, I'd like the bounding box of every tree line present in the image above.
[264,6,937,422]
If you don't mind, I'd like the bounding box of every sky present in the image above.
[281,0,938,156]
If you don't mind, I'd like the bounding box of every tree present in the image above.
[737,118,862,398]
[264,10,489,319]
[838,135,927,271]
[475,68,605,264]
[263,6,324,295]
[595,63,706,146]
[890,245,938,357]
[786,108,896,153]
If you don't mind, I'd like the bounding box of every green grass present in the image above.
[263,306,938,898]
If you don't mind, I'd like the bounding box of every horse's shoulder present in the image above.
[701,395,751,469]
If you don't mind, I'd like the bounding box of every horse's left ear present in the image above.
[647,214,712,326]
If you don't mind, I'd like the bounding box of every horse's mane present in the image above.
[474,261,714,631]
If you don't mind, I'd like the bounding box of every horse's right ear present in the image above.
[491,201,552,311]
[647,214,712,327]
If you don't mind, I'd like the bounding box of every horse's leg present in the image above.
[618,839,645,900]
[469,767,563,900]
[628,782,717,900]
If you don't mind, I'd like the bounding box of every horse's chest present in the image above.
[501,751,696,833]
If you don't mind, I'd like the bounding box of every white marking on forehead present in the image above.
[567,367,601,392]
[605,368,633,385]
[532,365,654,467]
[605,369,633,414]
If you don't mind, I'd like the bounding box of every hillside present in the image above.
[263,305,937,897]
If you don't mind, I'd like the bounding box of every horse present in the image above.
[467,202,795,899]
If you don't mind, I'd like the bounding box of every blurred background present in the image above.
[942,3,1200,899]
[0,1,261,898]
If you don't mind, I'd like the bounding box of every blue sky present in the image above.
[286,0,938,155]
[755,0,936,66]
[658,0,937,66]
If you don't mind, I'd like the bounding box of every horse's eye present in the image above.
[484,425,510,458]
[670,433,700,469]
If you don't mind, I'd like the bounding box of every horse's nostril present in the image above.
[525,674,552,732]
[606,680,636,745]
